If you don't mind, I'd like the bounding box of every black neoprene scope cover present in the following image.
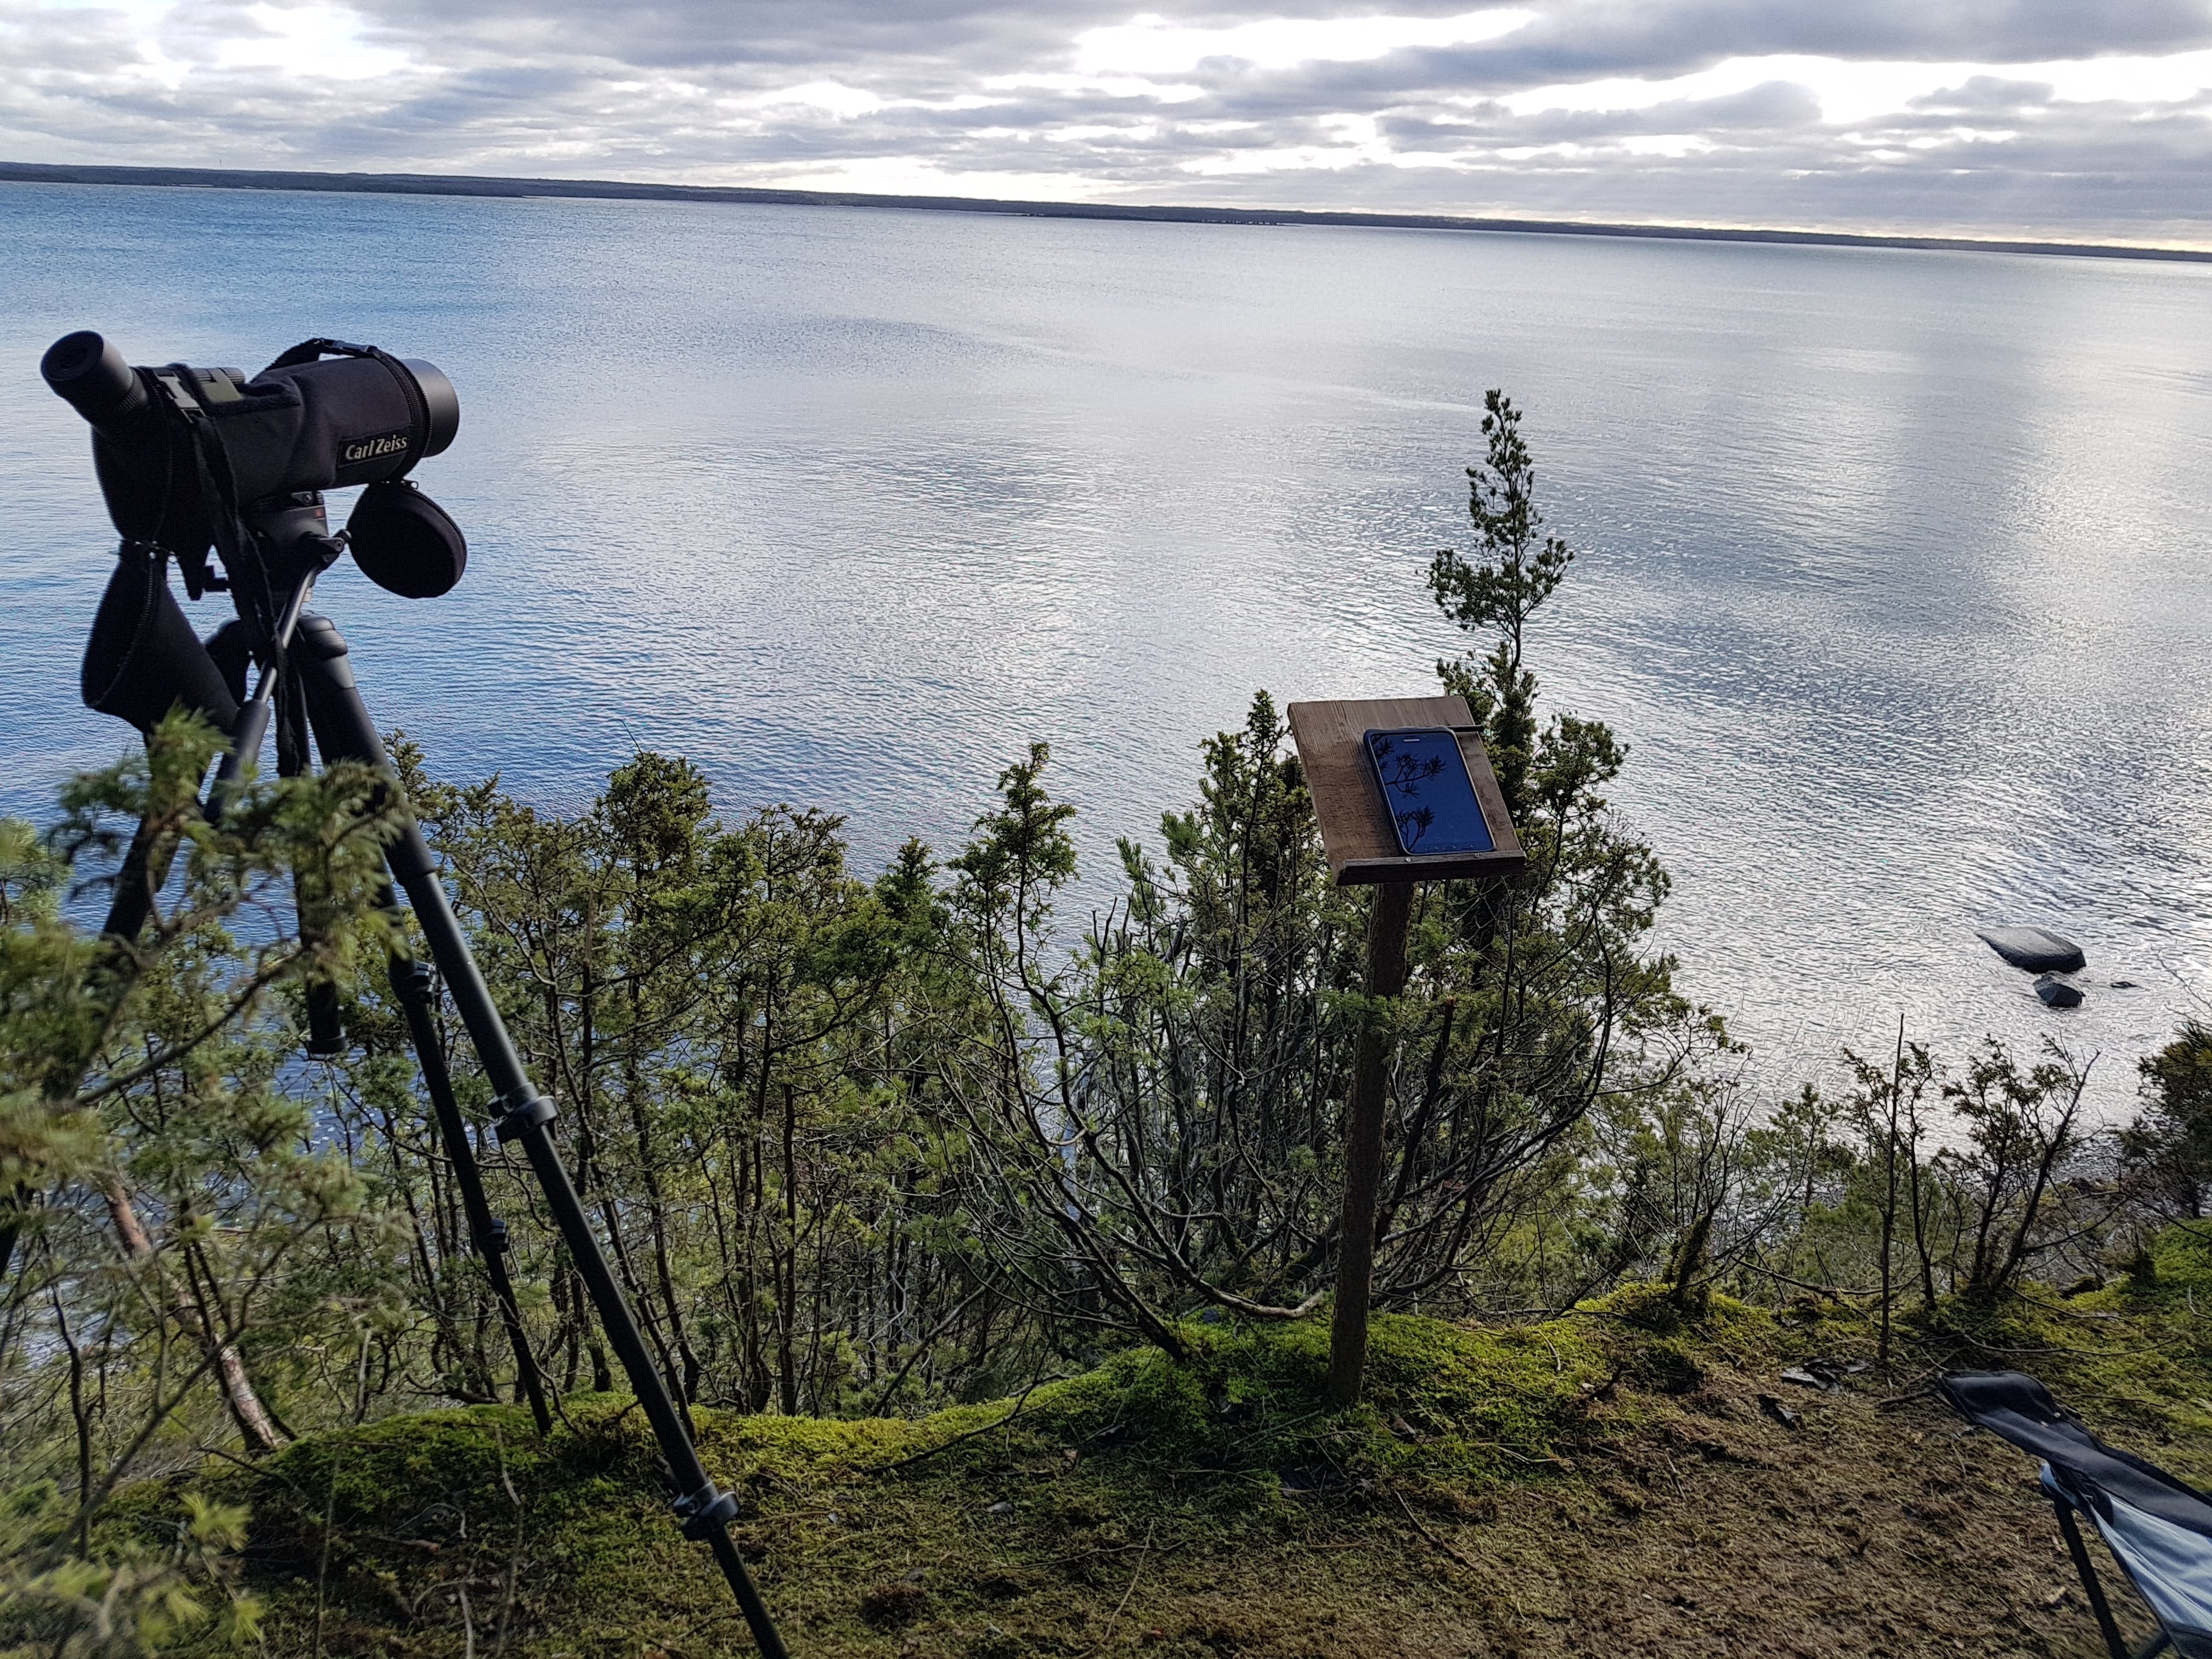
[347,479,467,598]
[81,545,240,733]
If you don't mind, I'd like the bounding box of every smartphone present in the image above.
[1363,727,1495,856]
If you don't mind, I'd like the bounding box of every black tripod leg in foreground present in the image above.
[383,942,553,1436]
[100,816,171,945]
[290,615,789,1658]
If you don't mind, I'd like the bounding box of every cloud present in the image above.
[1069,9,1536,77]
[2,0,2209,241]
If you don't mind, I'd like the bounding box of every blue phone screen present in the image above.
[1363,727,1494,856]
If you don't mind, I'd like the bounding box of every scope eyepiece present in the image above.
[42,331,151,432]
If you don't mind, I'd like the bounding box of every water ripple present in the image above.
[3,185,2207,1117]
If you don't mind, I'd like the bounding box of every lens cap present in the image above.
[347,479,467,598]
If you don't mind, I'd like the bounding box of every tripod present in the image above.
[293,613,789,1656]
[100,510,788,1654]
[99,530,553,1444]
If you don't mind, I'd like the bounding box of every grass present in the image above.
[116,1231,2212,1657]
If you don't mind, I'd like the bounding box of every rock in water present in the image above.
[2035,973,2084,1009]
[1978,926,2087,974]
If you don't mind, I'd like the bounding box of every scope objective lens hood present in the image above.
[398,358,460,460]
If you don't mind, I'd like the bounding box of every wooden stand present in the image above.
[1288,695,1523,1409]
[1286,695,1522,887]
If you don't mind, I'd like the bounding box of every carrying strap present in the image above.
[151,368,279,644]
[264,338,428,475]
[123,365,214,600]
[142,362,312,774]
[262,336,372,369]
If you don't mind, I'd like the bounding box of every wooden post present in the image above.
[1328,879,1414,1408]
[1284,695,1521,1412]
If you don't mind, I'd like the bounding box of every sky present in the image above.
[4,0,2210,245]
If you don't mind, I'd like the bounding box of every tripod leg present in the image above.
[101,814,168,943]
[299,866,345,1058]
[386,948,553,1436]
[110,573,311,943]
[2054,1496,2131,1659]
[289,616,788,1659]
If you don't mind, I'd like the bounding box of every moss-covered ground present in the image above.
[127,1226,2212,1657]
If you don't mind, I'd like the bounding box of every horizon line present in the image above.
[4,159,2209,265]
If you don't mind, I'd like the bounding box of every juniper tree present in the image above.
[1430,389,1576,822]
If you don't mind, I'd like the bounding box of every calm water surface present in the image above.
[3,182,2209,1115]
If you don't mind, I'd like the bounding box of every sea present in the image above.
[3,180,2208,1120]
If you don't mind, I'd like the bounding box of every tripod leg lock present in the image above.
[494,1092,558,1143]
[674,1482,741,1540]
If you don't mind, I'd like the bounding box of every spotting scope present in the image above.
[43,330,467,604]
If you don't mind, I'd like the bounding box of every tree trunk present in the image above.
[103,1180,284,1454]
[1877,1016,1903,1366]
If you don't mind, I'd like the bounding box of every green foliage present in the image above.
[9,402,2208,1659]
[2124,1020,2212,1220]
[2,1485,258,1657]
[1934,1040,2097,1306]
[370,740,981,1417]
[160,1308,1617,1655]
[74,1250,2212,1658]
[1429,389,1575,819]
[935,397,1702,1350]
[2,714,405,1652]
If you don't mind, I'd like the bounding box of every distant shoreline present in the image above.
[5,159,2208,264]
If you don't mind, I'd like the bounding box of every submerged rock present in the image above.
[2035,973,2085,1009]
[1978,926,2087,974]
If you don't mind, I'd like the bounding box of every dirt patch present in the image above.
[1399,1370,2152,1658]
